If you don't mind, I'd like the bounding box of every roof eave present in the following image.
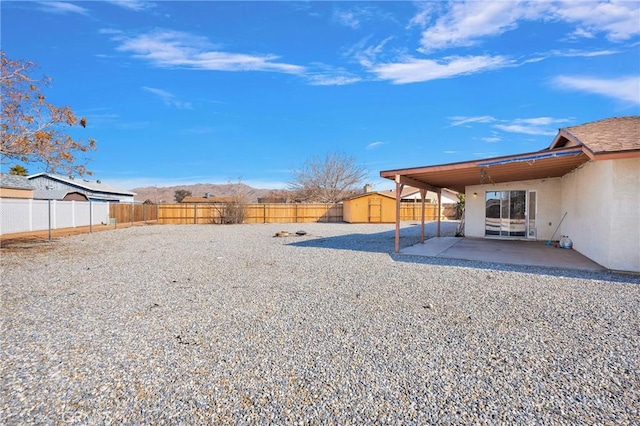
[380,146,585,179]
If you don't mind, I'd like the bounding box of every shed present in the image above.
[343,192,397,223]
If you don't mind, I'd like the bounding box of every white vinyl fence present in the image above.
[0,199,110,235]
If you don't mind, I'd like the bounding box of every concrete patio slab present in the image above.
[400,237,605,271]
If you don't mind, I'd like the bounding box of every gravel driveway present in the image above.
[2,222,639,424]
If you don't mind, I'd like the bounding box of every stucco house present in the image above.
[28,173,136,202]
[0,174,35,199]
[386,186,459,204]
[380,116,640,273]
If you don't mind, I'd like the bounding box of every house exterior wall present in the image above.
[464,158,639,272]
[560,158,639,272]
[0,188,34,199]
[465,177,563,240]
[29,175,134,202]
[402,190,458,204]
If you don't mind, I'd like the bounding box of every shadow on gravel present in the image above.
[287,228,421,254]
[286,227,639,285]
[393,254,640,285]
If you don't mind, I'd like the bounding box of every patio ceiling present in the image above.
[380,147,591,193]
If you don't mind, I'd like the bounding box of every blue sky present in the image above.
[3,1,639,191]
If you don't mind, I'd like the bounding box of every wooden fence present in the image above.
[156,203,344,224]
[399,203,458,221]
[109,203,159,224]
[144,202,457,225]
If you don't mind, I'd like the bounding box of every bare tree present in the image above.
[289,152,368,203]
[1,51,95,176]
[211,178,248,224]
[174,189,192,203]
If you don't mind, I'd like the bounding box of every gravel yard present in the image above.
[2,222,639,424]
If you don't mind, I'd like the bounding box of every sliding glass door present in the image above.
[485,190,533,237]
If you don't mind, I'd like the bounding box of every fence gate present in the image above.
[368,198,382,223]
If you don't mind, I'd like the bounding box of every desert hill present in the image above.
[131,183,282,204]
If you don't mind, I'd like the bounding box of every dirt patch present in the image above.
[0,221,158,250]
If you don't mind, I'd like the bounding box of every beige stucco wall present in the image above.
[465,177,563,240]
[560,158,639,272]
[463,158,639,272]
[0,188,34,199]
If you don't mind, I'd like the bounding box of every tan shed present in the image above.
[343,192,397,223]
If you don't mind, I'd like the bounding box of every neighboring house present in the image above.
[381,116,640,273]
[0,174,35,199]
[181,194,236,203]
[28,173,136,202]
[257,196,288,203]
[385,186,459,204]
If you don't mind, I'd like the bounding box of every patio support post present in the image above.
[437,189,442,237]
[394,175,404,253]
[420,188,426,243]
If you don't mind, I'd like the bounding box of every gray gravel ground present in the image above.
[1,222,639,424]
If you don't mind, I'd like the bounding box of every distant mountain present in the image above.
[131,183,280,204]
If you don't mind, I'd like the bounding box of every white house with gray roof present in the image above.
[28,173,136,202]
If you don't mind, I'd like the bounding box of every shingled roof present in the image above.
[0,174,35,190]
[551,116,640,155]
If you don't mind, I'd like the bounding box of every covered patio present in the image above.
[400,237,605,272]
[380,146,590,253]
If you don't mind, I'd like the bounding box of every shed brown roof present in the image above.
[551,116,639,156]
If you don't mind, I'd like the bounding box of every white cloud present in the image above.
[348,36,394,68]
[549,48,621,58]
[372,55,511,84]
[418,1,531,52]
[142,87,192,109]
[407,2,441,29]
[113,30,305,74]
[416,1,640,52]
[307,74,362,86]
[305,64,362,86]
[37,1,88,15]
[332,5,393,29]
[551,75,640,105]
[366,141,386,149]
[447,116,569,136]
[493,124,557,136]
[493,117,571,136]
[448,116,497,127]
[552,1,640,42]
[105,1,152,11]
[333,10,362,29]
[481,137,501,143]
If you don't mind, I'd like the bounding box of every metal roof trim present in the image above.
[477,149,585,167]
